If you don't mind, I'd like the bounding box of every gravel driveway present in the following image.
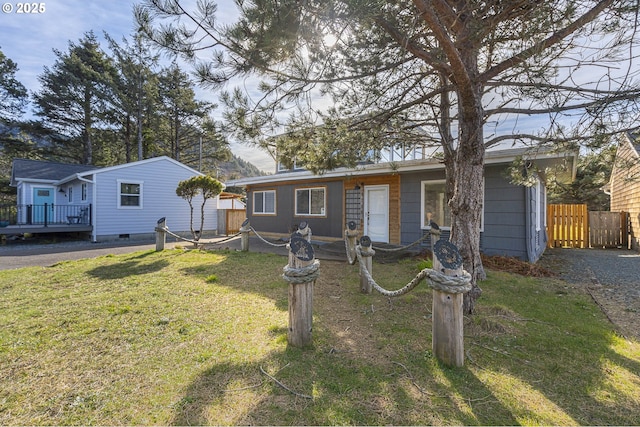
[539,247,640,340]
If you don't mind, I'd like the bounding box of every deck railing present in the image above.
[0,204,92,227]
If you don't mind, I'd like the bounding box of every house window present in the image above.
[253,190,276,215]
[295,187,326,216]
[421,179,485,230]
[118,180,143,208]
[81,183,87,201]
[421,180,451,229]
[68,186,73,203]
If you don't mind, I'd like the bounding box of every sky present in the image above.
[0,0,276,172]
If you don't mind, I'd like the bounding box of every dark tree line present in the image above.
[0,31,231,183]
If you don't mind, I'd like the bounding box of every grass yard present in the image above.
[0,248,639,425]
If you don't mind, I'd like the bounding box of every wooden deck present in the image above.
[0,224,92,236]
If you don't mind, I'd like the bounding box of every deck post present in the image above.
[155,217,166,251]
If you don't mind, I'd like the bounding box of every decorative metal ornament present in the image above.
[289,236,315,261]
[434,240,463,270]
[359,235,372,247]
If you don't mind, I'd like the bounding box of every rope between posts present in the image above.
[283,259,320,284]
[371,232,431,252]
[157,226,241,245]
[355,246,472,297]
[248,226,289,247]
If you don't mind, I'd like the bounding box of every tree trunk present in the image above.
[449,51,486,315]
[83,86,93,165]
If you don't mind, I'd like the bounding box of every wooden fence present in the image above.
[226,209,246,235]
[547,204,588,248]
[547,204,629,248]
[589,211,629,248]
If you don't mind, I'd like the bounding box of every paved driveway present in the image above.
[0,239,181,270]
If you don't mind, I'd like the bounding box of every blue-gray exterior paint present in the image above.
[247,163,547,262]
[400,165,545,262]
[247,180,344,237]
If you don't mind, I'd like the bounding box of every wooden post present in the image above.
[429,224,466,367]
[358,235,374,294]
[155,217,166,251]
[286,235,317,347]
[345,221,359,265]
[297,220,312,242]
[240,219,250,252]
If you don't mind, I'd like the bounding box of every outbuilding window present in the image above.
[118,180,143,208]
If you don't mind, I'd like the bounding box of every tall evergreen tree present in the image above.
[156,63,212,162]
[106,32,160,162]
[33,32,118,164]
[0,49,28,121]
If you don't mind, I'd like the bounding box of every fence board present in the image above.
[226,209,246,235]
[589,211,629,248]
[547,204,588,248]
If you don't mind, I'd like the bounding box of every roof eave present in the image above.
[226,148,577,187]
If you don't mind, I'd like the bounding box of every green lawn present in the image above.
[0,248,638,425]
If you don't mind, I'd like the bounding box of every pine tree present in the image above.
[33,32,118,164]
[137,1,640,313]
[0,49,28,121]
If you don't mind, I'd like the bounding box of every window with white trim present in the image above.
[253,190,276,214]
[81,183,87,201]
[68,186,73,203]
[118,180,143,208]
[421,179,485,230]
[421,180,451,228]
[295,187,326,216]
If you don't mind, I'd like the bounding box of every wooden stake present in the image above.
[287,237,316,347]
[430,224,466,367]
[155,217,166,251]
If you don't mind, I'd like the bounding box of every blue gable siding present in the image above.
[92,157,214,240]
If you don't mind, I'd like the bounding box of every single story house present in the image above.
[608,131,640,251]
[8,156,220,242]
[226,146,576,263]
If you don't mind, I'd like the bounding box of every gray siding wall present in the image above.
[248,180,344,238]
[400,170,444,245]
[400,165,531,260]
[94,159,215,239]
[482,166,527,259]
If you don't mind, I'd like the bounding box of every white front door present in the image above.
[364,185,389,243]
